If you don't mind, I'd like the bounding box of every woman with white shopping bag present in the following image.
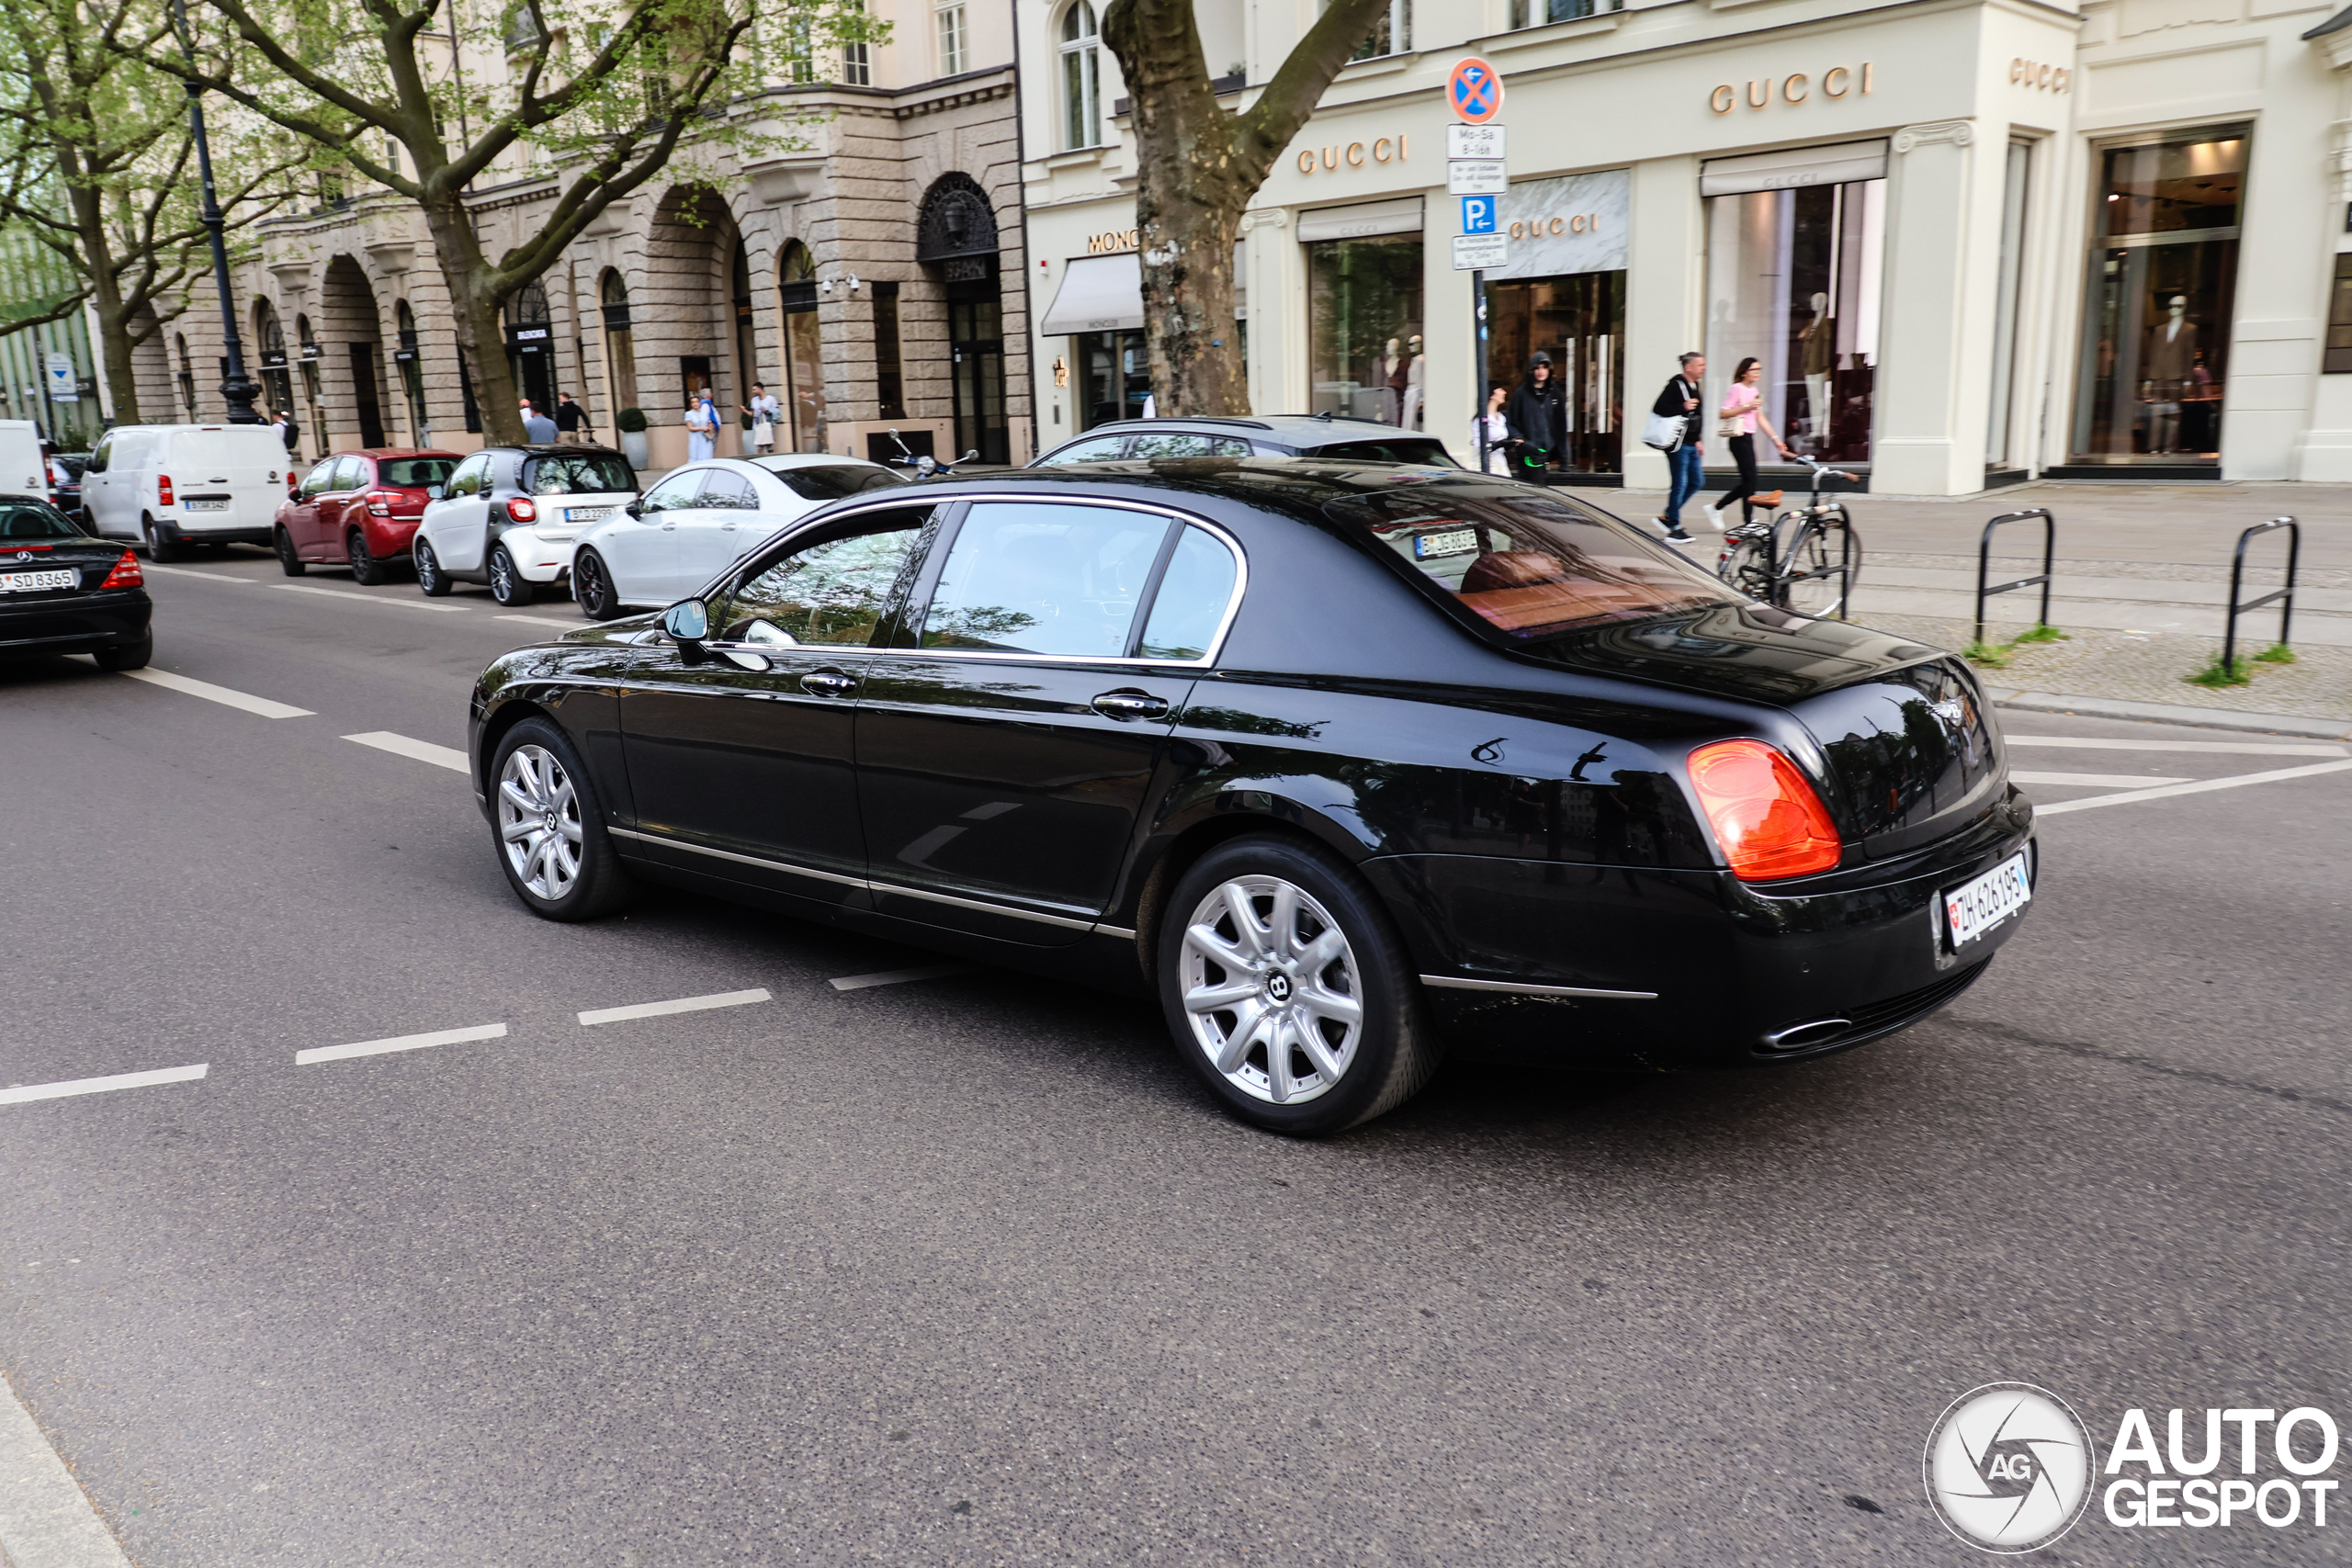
[685,393,716,461]
[743,383,780,454]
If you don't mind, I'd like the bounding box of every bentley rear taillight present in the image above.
[1688,739,1842,882]
[100,549,143,590]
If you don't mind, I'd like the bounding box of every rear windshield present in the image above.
[762,462,907,501]
[0,502,85,540]
[378,457,456,489]
[1328,488,1738,639]
[56,456,87,478]
[1309,438,1462,468]
[523,453,635,496]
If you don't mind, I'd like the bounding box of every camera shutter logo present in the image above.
[1924,1383,2093,1552]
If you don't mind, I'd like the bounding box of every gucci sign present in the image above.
[1296,135,1410,174]
[1509,213,1601,240]
[1710,63,1874,114]
[2010,57,2072,92]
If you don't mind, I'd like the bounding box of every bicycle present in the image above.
[1714,453,1862,619]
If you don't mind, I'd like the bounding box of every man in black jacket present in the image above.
[1503,353,1566,479]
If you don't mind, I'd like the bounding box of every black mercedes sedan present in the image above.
[0,495,152,670]
[466,461,2035,1134]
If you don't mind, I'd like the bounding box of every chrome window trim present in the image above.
[609,824,1115,932]
[1419,974,1658,1001]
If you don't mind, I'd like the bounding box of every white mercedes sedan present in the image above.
[570,454,908,619]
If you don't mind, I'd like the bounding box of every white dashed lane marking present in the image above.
[0,1063,209,1106]
[830,964,979,992]
[2035,759,2352,817]
[496,614,582,629]
[117,667,312,718]
[296,1023,507,1066]
[139,561,254,581]
[2008,736,2347,758]
[579,988,772,1026]
[344,731,469,773]
[273,582,466,613]
[2013,771,2192,789]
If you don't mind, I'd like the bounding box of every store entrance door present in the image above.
[1487,271,1625,476]
[947,276,1009,465]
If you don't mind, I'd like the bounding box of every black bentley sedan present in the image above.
[0,495,152,670]
[467,461,2035,1134]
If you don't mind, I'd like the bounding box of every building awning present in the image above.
[1295,197,1423,243]
[1039,245,1249,337]
[1700,140,1890,197]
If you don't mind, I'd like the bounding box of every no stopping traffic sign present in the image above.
[1446,58,1503,125]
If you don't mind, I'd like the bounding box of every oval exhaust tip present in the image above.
[1761,1017,1852,1052]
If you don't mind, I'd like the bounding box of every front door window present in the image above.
[1487,271,1625,473]
[2071,127,2245,466]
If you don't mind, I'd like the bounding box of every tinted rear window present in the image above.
[523,453,635,495]
[1328,488,1737,640]
[379,457,455,489]
[763,462,906,501]
[1309,439,1461,468]
[0,502,85,540]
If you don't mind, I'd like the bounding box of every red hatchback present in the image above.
[275,448,461,585]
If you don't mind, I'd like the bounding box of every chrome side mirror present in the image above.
[662,597,710,663]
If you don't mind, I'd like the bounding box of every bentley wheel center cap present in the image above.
[1267,973,1293,1003]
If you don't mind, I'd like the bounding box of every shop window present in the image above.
[1703,161,1885,464]
[936,1,966,75]
[1487,271,1624,474]
[504,280,555,414]
[1509,0,1611,25]
[1075,330,1149,429]
[395,300,430,443]
[175,333,198,417]
[1060,2,1102,150]
[1307,236,1423,424]
[777,241,827,452]
[599,272,639,421]
[2327,255,2352,375]
[2071,127,2245,465]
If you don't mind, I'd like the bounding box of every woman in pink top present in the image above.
[1707,356,1792,529]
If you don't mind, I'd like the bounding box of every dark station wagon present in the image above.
[465,459,2037,1134]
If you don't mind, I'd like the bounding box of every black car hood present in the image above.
[1512,603,1947,706]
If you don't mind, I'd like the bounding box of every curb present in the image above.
[1984,686,2352,740]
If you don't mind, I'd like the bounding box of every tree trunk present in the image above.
[1102,0,1392,419]
[93,292,143,426]
[60,167,146,425]
[423,192,526,446]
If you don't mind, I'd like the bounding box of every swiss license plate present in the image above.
[1414,527,1476,559]
[0,569,79,592]
[566,506,613,524]
[183,498,229,512]
[1945,852,2032,948]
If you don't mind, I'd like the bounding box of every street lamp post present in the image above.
[167,0,262,423]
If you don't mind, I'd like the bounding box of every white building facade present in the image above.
[1017,0,2352,493]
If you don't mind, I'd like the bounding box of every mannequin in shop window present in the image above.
[2142,295,2196,455]
[1799,292,1834,451]
[1401,334,1426,430]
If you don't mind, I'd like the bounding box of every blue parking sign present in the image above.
[1460,196,1498,235]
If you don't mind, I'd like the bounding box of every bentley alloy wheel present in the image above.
[1179,874,1364,1104]
[498,743,583,902]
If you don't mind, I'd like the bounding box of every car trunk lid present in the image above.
[1789,655,2003,860]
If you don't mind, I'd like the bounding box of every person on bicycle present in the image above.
[1706,356,1791,530]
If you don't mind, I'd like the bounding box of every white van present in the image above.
[0,420,44,501]
[82,423,293,560]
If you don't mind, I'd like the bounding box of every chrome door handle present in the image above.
[661,522,677,531]
[801,671,856,697]
[1091,690,1170,720]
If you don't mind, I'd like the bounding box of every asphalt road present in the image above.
[3,550,2348,1566]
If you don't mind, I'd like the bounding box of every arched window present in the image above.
[775,242,825,454]
[1059,3,1101,150]
[175,333,197,416]
[254,299,293,427]
[392,300,429,442]
[598,270,639,417]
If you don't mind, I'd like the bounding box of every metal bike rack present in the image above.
[1974,509,2056,645]
[2221,516,2300,672]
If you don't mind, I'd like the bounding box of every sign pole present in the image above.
[1473,271,1488,472]
[1444,58,1505,473]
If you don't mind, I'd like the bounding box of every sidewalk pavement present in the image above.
[1607,478,2352,728]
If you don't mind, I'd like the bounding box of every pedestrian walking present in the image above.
[743,384,780,454]
[555,390,594,445]
[1502,352,1566,480]
[1650,351,1706,542]
[1706,356,1791,530]
[520,399,558,444]
[685,393,716,461]
[1476,383,1510,474]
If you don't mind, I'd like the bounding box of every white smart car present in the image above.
[569,454,907,620]
[413,444,640,605]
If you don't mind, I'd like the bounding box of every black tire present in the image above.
[413,537,451,596]
[347,527,384,586]
[487,716,636,920]
[91,633,152,671]
[275,525,307,576]
[1156,835,1441,1135]
[573,547,624,621]
[145,517,187,564]
[1781,516,1861,620]
[488,545,534,606]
